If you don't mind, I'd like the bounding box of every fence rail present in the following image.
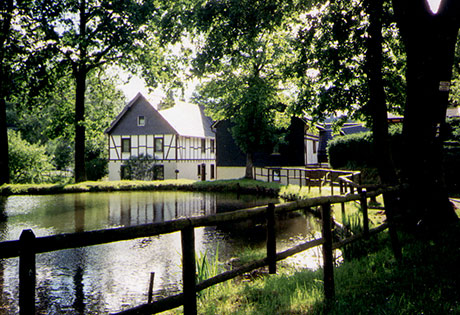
[254,167,362,195]
[0,186,398,314]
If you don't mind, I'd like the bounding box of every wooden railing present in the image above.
[0,186,397,315]
[254,167,361,195]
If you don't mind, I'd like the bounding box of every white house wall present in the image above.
[216,166,246,180]
[108,134,216,181]
[304,136,319,165]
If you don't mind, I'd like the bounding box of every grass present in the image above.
[0,178,282,196]
[162,225,460,314]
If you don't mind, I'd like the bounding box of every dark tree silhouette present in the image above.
[392,0,460,229]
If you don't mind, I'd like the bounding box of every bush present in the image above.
[327,124,403,170]
[8,130,53,184]
[47,138,73,171]
[85,147,108,181]
[121,154,163,180]
[327,131,374,169]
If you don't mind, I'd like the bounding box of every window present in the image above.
[154,137,163,152]
[121,138,131,153]
[137,116,145,126]
[272,169,281,182]
[197,165,201,176]
[313,141,317,154]
[210,139,215,154]
[201,138,206,154]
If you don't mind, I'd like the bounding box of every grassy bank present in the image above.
[0,178,282,196]
[161,225,460,314]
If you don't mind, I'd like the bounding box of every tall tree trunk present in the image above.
[74,0,87,183]
[365,0,402,260]
[366,0,397,186]
[0,0,13,185]
[245,151,254,179]
[392,0,460,230]
[74,66,87,183]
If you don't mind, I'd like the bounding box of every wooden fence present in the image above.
[254,167,362,195]
[0,186,397,315]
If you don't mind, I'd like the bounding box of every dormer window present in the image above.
[137,116,145,126]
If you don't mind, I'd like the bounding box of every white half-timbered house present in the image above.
[106,93,216,181]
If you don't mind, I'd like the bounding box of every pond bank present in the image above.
[0,179,282,197]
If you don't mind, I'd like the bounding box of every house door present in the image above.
[201,164,206,181]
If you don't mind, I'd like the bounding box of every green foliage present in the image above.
[445,116,460,142]
[47,138,73,171]
[327,124,404,169]
[191,1,295,157]
[327,131,374,169]
[10,69,125,180]
[293,0,406,121]
[195,246,223,297]
[85,147,108,181]
[121,155,162,181]
[8,130,53,184]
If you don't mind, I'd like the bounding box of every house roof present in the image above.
[341,124,370,135]
[106,92,214,138]
[159,101,214,138]
[105,93,177,135]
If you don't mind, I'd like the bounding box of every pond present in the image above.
[0,191,323,314]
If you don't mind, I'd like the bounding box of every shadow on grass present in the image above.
[309,224,460,314]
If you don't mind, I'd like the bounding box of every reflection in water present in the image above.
[0,191,321,314]
[0,196,7,222]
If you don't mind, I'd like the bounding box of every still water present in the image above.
[0,191,322,314]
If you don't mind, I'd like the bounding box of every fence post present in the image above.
[19,229,36,315]
[330,173,334,196]
[266,203,276,274]
[359,188,369,239]
[148,272,155,304]
[319,173,322,194]
[321,203,335,302]
[181,225,197,315]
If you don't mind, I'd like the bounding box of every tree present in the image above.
[38,0,155,182]
[0,0,54,184]
[294,0,405,123]
[190,0,295,178]
[392,0,460,229]
[11,69,125,178]
[0,0,14,184]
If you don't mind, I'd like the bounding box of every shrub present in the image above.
[85,147,108,181]
[327,124,403,170]
[327,131,374,169]
[47,138,73,171]
[121,154,163,180]
[8,130,53,184]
